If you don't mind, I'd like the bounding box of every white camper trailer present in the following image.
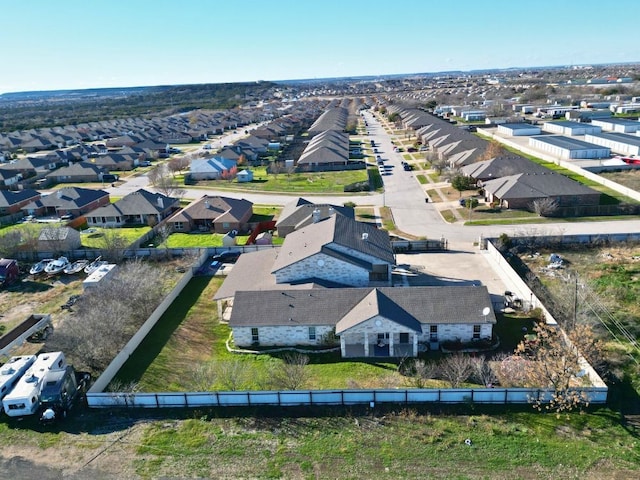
[0,355,36,403]
[2,351,66,417]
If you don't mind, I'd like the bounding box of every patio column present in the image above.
[340,336,346,357]
[413,333,418,357]
[389,334,394,357]
[364,331,369,357]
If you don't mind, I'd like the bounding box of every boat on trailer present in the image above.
[63,259,89,275]
[29,259,54,275]
[44,257,70,275]
[84,256,107,275]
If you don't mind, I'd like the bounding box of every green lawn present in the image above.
[80,226,151,248]
[130,408,639,479]
[188,166,369,194]
[416,174,428,184]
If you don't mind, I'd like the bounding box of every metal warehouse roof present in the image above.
[531,135,609,150]
[501,123,539,130]
[587,132,640,147]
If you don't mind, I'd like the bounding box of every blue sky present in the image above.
[1,0,638,94]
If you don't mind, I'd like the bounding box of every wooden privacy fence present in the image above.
[87,386,608,409]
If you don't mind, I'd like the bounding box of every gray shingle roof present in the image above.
[275,197,354,230]
[229,286,496,330]
[272,215,394,273]
[482,172,598,199]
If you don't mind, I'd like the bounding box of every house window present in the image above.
[308,327,316,341]
[429,325,438,342]
[223,222,230,229]
[473,325,481,340]
[174,222,184,231]
[399,332,409,344]
[251,328,259,343]
[377,333,389,341]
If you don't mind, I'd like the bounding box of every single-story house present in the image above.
[166,195,253,233]
[189,157,238,180]
[37,226,82,252]
[21,187,110,218]
[482,172,601,210]
[229,286,496,358]
[461,156,549,183]
[0,168,22,188]
[45,162,105,183]
[85,189,180,227]
[0,189,41,216]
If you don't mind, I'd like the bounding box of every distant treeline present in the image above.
[0,81,278,132]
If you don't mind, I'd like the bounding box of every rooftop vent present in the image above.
[362,232,369,241]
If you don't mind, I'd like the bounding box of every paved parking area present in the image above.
[393,249,510,309]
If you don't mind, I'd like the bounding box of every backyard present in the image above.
[186,166,370,194]
[113,275,537,392]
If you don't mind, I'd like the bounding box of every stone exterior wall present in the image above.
[275,252,370,286]
[418,323,492,342]
[233,324,335,347]
[340,315,412,343]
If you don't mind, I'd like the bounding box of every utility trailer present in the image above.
[0,314,52,358]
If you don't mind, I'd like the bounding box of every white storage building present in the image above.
[497,123,541,136]
[528,136,611,159]
[542,121,602,136]
[591,118,640,134]
[584,132,640,157]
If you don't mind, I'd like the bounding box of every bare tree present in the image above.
[167,156,189,177]
[479,140,508,161]
[514,321,603,413]
[155,222,174,255]
[401,358,439,388]
[491,353,529,387]
[188,362,218,391]
[149,164,186,199]
[269,161,283,179]
[470,355,498,387]
[99,229,129,262]
[531,198,559,217]
[47,261,171,372]
[271,353,310,390]
[439,353,475,388]
[216,359,252,391]
[0,230,22,257]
